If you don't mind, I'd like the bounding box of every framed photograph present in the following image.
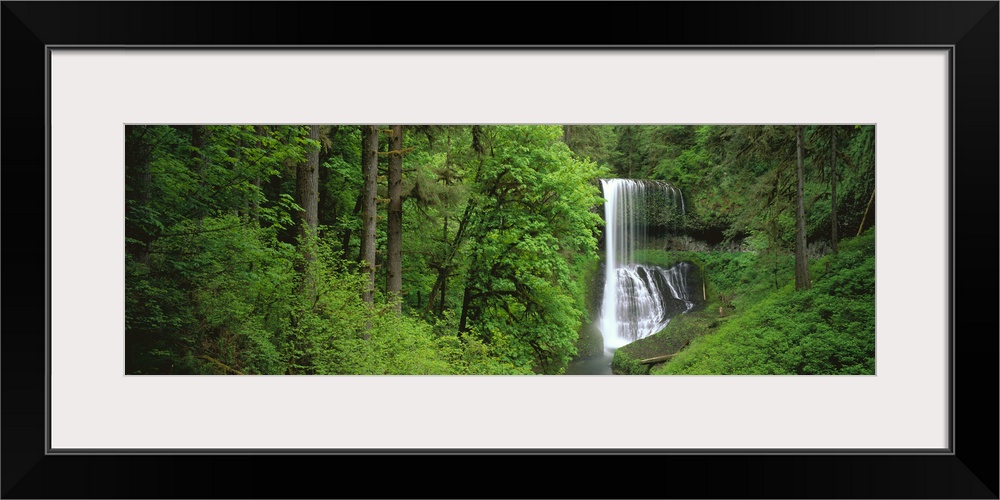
[4,2,996,498]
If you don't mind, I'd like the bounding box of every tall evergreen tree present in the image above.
[360,125,378,304]
[387,125,404,311]
[830,126,838,254]
[794,125,810,290]
[296,125,320,258]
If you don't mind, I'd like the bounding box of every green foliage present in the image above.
[435,333,534,375]
[611,349,649,375]
[564,125,617,167]
[397,126,473,315]
[458,126,610,373]
[652,231,875,375]
[127,213,299,375]
[126,124,608,376]
[608,124,876,248]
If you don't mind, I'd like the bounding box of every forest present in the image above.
[125,124,876,375]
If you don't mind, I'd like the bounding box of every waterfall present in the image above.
[599,179,694,349]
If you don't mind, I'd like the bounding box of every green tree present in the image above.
[564,125,617,168]
[409,126,475,318]
[387,125,404,311]
[457,125,608,373]
[794,125,810,290]
[295,125,322,300]
[610,125,644,178]
[829,126,839,254]
[125,125,314,374]
[360,125,378,304]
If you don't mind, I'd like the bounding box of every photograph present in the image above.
[125,124,876,376]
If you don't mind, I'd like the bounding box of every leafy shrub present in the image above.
[653,230,875,375]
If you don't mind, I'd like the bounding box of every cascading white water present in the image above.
[612,262,696,342]
[599,179,691,349]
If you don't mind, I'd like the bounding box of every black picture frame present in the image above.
[3,2,996,498]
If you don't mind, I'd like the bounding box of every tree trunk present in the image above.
[191,126,204,173]
[439,268,447,317]
[360,125,378,304]
[858,187,875,237]
[830,126,838,255]
[438,131,451,317]
[794,126,811,290]
[458,285,474,333]
[316,125,336,230]
[422,200,473,315]
[457,127,487,331]
[296,125,320,258]
[639,353,679,365]
[295,126,321,297]
[387,125,403,311]
[563,125,572,145]
[627,130,634,178]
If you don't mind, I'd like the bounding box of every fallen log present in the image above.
[638,353,679,365]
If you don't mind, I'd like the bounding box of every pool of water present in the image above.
[564,349,614,375]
